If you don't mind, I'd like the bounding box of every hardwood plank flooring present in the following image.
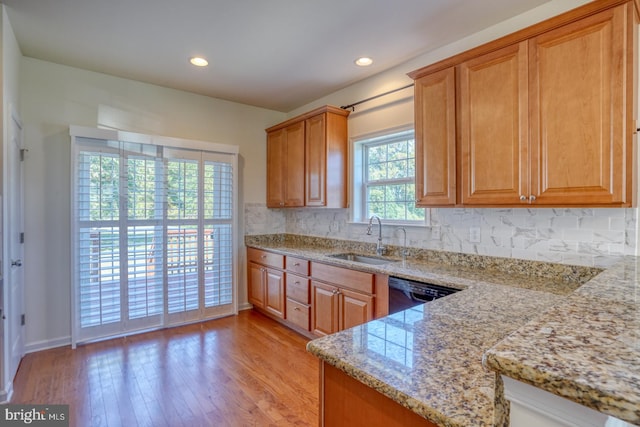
[11,310,319,427]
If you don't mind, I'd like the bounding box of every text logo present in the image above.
[0,405,69,426]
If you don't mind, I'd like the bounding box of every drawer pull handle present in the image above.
[293,262,300,266]
[294,307,300,311]
[294,281,300,285]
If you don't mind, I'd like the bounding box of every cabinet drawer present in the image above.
[286,273,310,304]
[286,298,310,331]
[311,262,374,294]
[247,248,284,269]
[286,256,310,276]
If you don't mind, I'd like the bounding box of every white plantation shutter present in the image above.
[203,158,234,310]
[71,128,238,346]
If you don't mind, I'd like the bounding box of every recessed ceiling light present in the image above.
[190,57,209,67]
[355,57,373,67]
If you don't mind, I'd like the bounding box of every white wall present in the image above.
[245,0,639,269]
[20,57,285,351]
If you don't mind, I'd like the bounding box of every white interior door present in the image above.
[6,108,24,385]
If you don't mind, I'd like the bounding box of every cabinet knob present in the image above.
[529,195,537,202]
[519,195,527,201]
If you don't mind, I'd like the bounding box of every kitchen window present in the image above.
[353,129,425,224]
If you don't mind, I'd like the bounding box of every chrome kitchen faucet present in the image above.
[367,215,386,256]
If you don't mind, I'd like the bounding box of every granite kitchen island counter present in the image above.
[484,256,640,425]
[306,281,566,427]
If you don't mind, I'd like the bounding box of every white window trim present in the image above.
[350,126,428,226]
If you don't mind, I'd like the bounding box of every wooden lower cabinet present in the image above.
[312,281,341,336]
[264,268,285,318]
[249,261,285,319]
[341,288,374,331]
[285,262,312,332]
[311,279,374,337]
[286,299,311,330]
[248,248,387,338]
[248,261,266,308]
[321,362,437,427]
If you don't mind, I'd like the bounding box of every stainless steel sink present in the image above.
[328,252,395,265]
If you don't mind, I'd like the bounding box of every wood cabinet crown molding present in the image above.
[265,105,350,133]
[408,0,640,80]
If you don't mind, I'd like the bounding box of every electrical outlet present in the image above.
[431,226,441,240]
[469,227,481,243]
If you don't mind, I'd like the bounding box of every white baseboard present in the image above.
[0,381,14,403]
[24,336,71,354]
[238,302,253,311]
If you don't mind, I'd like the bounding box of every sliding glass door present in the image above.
[72,132,237,345]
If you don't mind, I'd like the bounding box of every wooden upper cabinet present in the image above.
[266,105,349,208]
[410,0,637,207]
[414,67,457,206]
[266,121,305,207]
[529,4,633,206]
[459,42,529,205]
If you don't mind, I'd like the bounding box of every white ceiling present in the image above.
[3,0,552,112]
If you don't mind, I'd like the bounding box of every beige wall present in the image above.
[20,57,284,351]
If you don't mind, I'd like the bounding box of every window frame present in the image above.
[351,127,427,226]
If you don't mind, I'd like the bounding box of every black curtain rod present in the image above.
[340,83,415,112]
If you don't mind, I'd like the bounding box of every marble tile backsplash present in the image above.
[244,203,638,268]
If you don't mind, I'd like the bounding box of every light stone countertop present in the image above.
[245,234,613,427]
[483,255,640,425]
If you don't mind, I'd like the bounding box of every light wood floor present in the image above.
[11,310,319,427]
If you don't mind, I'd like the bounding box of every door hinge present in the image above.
[20,232,24,244]
[21,314,25,326]
[20,148,28,161]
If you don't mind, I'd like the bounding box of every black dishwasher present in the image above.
[387,276,459,314]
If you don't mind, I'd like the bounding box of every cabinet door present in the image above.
[459,42,529,205]
[529,5,631,205]
[415,67,457,206]
[265,268,285,318]
[266,122,305,207]
[266,129,286,207]
[284,121,305,207]
[312,281,339,336]
[248,262,265,308]
[340,288,374,331]
[305,111,348,208]
[305,113,327,207]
